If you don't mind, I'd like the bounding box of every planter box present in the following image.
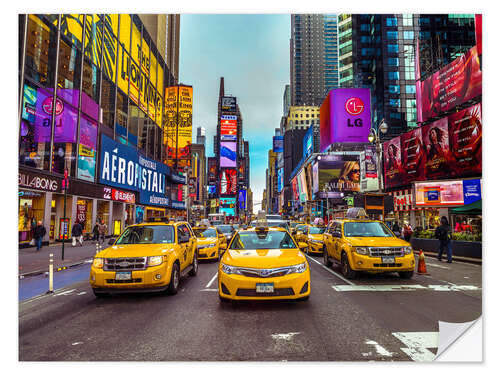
[410,238,482,259]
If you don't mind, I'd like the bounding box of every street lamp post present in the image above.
[368,119,389,194]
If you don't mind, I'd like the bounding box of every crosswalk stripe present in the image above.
[332,284,481,292]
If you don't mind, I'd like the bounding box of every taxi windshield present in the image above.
[115,225,175,244]
[194,228,217,238]
[230,230,297,250]
[309,227,326,234]
[343,222,394,237]
[217,225,233,234]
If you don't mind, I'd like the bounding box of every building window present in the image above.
[387,31,398,40]
[405,85,416,94]
[388,71,399,80]
[388,85,400,94]
[386,17,397,27]
[116,90,128,144]
[403,31,414,40]
[387,57,399,66]
[100,77,115,130]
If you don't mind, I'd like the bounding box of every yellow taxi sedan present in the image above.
[304,225,327,255]
[218,226,311,302]
[192,226,224,261]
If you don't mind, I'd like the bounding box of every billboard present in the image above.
[320,88,371,151]
[414,180,465,206]
[422,117,451,179]
[273,136,284,153]
[277,168,284,193]
[303,126,313,159]
[312,162,319,194]
[363,145,377,179]
[221,115,237,141]
[238,158,246,184]
[291,175,299,201]
[238,189,247,210]
[448,103,482,176]
[417,46,481,122]
[463,179,482,205]
[401,127,425,184]
[297,169,309,203]
[220,142,237,168]
[221,96,237,111]
[207,157,217,184]
[220,197,236,216]
[219,169,237,196]
[316,154,360,198]
[383,137,403,189]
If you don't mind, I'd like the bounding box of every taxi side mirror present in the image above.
[298,242,308,250]
[108,238,116,245]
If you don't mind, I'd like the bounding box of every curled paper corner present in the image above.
[435,316,482,361]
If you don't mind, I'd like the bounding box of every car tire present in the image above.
[341,253,357,279]
[323,247,332,267]
[189,251,198,276]
[297,295,309,301]
[166,262,180,295]
[92,289,109,298]
[399,270,414,279]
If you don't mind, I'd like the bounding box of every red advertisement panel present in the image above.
[417,46,482,122]
[448,103,482,176]
[219,169,237,196]
[383,137,403,189]
[401,127,425,184]
[422,117,452,179]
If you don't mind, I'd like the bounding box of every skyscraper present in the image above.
[196,126,206,145]
[290,14,339,107]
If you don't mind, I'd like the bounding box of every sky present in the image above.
[179,14,290,213]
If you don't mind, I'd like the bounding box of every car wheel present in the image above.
[166,262,180,295]
[323,247,332,267]
[341,253,357,279]
[399,271,414,279]
[189,251,198,276]
[92,289,109,298]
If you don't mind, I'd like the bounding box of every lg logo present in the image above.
[345,97,364,116]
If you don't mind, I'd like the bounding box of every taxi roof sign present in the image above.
[345,207,368,219]
[256,210,268,231]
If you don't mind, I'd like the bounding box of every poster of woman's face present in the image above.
[422,117,450,179]
[383,137,402,188]
[401,127,425,184]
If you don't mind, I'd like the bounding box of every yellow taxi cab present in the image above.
[292,223,308,244]
[304,225,327,255]
[192,225,226,261]
[289,221,305,236]
[89,219,198,297]
[218,217,311,302]
[322,208,415,279]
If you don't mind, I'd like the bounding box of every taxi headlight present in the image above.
[403,246,413,255]
[148,256,164,267]
[355,247,370,255]
[221,263,241,275]
[92,258,103,268]
[288,262,307,274]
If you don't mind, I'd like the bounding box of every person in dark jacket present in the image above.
[435,216,452,263]
[71,220,84,247]
[33,220,46,251]
[92,221,100,242]
[392,222,401,237]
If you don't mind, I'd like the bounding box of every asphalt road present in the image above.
[18,254,481,361]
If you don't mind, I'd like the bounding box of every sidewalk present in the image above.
[19,240,110,278]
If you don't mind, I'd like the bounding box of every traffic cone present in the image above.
[417,250,429,275]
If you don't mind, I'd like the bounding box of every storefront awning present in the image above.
[451,200,482,215]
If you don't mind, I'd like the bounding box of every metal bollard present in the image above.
[48,253,54,293]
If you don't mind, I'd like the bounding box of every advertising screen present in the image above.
[417,46,482,122]
[383,137,403,189]
[273,136,284,153]
[221,96,237,111]
[303,126,313,159]
[277,168,284,193]
[297,169,309,203]
[238,189,247,210]
[448,103,482,177]
[219,169,237,196]
[207,157,217,183]
[77,116,98,182]
[422,117,451,179]
[312,162,319,194]
[291,176,299,201]
[220,197,236,216]
[221,115,237,141]
[401,127,425,184]
[463,179,482,205]
[414,180,464,206]
[317,154,360,198]
[363,145,377,179]
[320,88,371,151]
[238,158,246,183]
[220,142,237,168]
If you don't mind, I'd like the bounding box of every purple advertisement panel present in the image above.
[320,88,371,151]
[220,142,237,168]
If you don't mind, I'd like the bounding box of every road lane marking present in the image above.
[205,272,218,288]
[392,332,438,362]
[365,340,394,357]
[426,263,450,270]
[54,288,77,296]
[332,284,481,292]
[72,342,83,346]
[305,254,355,285]
[200,289,218,292]
[271,332,301,341]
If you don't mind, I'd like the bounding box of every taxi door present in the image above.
[331,222,342,261]
[323,223,334,255]
[217,228,227,250]
[177,225,190,271]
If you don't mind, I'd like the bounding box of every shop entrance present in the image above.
[18,191,45,244]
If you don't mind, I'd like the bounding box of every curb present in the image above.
[19,258,93,279]
[422,251,482,266]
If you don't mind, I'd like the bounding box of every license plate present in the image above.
[381,256,395,264]
[115,271,132,280]
[256,283,274,293]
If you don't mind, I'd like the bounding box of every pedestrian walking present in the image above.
[71,220,84,247]
[403,223,413,242]
[435,216,452,263]
[92,221,100,242]
[392,221,401,238]
[33,220,46,251]
[98,220,107,243]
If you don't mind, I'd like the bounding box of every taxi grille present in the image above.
[106,278,142,284]
[369,247,404,257]
[104,257,147,271]
[239,267,290,278]
[236,288,295,297]
[373,263,403,267]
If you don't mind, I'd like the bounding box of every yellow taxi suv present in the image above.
[293,223,308,244]
[304,225,326,255]
[218,225,311,302]
[193,226,224,261]
[322,208,415,279]
[90,220,198,297]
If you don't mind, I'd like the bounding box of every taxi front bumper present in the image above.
[198,245,219,260]
[307,241,324,253]
[218,268,311,300]
[349,253,415,272]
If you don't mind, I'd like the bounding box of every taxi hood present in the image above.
[196,237,217,245]
[308,233,324,240]
[344,236,410,247]
[223,249,306,268]
[97,244,175,258]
